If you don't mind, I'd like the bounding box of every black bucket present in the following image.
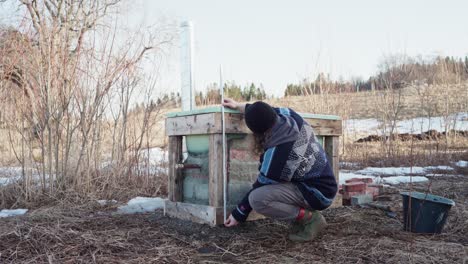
[401,192,455,234]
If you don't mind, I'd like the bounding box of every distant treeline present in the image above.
[149,55,468,106]
[196,82,267,105]
[285,55,468,96]
[147,82,267,108]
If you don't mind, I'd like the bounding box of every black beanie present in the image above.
[244,101,277,134]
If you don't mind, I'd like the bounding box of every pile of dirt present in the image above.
[356,129,468,143]
[0,176,466,263]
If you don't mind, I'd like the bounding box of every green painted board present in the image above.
[166,106,239,117]
[167,106,340,120]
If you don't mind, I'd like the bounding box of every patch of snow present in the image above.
[0,167,22,186]
[0,167,23,177]
[345,118,381,136]
[339,162,361,169]
[0,209,28,218]
[134,165,168,175]
[346,112,468,136]
[395,113,467,134]
[97,200,117,206]
[426,174,463,177]
[117,197,166,214]
[357,167,426,175]
[139,147,168,165]
[356,166,454,176]
[0,167,51,187]
[0,177,16,186]
[338,171,430,185]
[381,176,429,185]
[99,147,169,176]
[425,166,454,171]
[339,171,375,185]
[454,160,467,168]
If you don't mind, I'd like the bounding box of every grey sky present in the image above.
[2,0,468,97]
[137,0,468,97]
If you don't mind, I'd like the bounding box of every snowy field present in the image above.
[345,112,468,137]
[339,161,466,185]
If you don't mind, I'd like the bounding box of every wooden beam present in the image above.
[166,113,218,136]
[325,136,341,208]
[165,200,217,226]
[324,136,339,181]
[307,119,342,136]
[166,112,342,136]
[168,136,183,202]
[328,136,340,181]
[209,134,224,207]
[165,201,266,226]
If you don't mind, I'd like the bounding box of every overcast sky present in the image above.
[138,0,468,97]
[2,0,468,97]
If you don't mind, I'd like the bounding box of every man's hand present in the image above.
[222,98,246,113]
[224,214,239,227]
[222,98,238,109]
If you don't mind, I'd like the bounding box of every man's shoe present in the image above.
[288,220,304,235]
[288,211,327,242]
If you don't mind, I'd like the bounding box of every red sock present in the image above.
[296,208,313,221]
[296,208,306,220]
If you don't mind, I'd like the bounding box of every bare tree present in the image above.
[0,0,174,203]
[375,54,410,158]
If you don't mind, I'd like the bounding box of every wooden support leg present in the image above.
[325,136,341,207]
[325,136,340,182]
[209,134,224,207]
[168,136,183,202]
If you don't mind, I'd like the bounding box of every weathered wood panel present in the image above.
[325,136,341,208]
[307,118,342,136]
[165,201,217,226]
[209,134,224,207]
[168,136,183,202]
[164,201,266,226]
[166,113,217,136]
[324,136,340,180]
[166,112,342,136]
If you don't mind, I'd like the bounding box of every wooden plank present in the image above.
[164,201,266,227]
[166,113,217,136]
[220,113,247,134]
[332,136,340,181]
[324,136,340,181]
[325,136,341,208]
[307,118,342,136]
[166,112,342,136]
[209,134,224,207]
[168,136,183,202]
[166,106,341,121]
[165,200,217,226]
[166,106,239,118]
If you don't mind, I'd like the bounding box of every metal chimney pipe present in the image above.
[180,21,195,111]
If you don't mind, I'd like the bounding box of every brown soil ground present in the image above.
[1,175,466,263]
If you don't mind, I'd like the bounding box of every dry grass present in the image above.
[269,83,468,119]
[0,175,466,263]
[342,138,468,168]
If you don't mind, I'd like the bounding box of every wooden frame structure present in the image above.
[165,107,342,226]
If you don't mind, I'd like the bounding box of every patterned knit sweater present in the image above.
[231,106,337,222]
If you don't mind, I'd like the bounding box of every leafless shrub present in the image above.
[0,0,174,206]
